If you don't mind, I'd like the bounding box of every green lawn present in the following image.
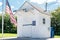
[0,33,60,38]
[0,33,17,38]
[54,35,60,38]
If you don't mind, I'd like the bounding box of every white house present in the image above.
[16,1,51,38]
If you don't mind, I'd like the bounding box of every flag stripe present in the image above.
[6,0,17,26]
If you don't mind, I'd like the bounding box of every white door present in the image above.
[22,26,32,37]
[22,17,32,37]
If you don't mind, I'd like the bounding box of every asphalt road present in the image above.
[0,37,60,40]
[0,37,48,40]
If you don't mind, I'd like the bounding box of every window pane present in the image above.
[32,21,36,26]
[43,18,45,24]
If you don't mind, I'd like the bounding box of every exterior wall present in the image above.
[38,13,50,38]
[17,2,51,38]
[17,9,51,38]
[17,10,36,37]
[30,9,51,38]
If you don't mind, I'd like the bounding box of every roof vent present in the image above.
[22,8,28,12]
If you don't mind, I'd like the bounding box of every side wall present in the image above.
[31,9,51,38]
[17,9,51,38]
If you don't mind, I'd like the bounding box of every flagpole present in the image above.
[2,0,4,39]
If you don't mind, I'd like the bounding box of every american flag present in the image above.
[6,0,17,26]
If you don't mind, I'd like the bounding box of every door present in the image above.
[22,26,32,37]
[22,17,32,37]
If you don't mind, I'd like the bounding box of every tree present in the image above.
[0,13,17,33]
[51,7,60,35]
[0,15,2,33]
[4,13,17,33]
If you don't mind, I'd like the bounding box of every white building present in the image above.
[16,1,51,38]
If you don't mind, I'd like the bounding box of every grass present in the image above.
[0,33,60,38]
[54,35,60,38]
[0,33,17,38]
[0,33,2,38]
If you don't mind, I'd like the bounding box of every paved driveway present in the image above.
[0,37,60,40]
[0,37,48,40]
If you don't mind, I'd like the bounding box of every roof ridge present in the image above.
[27,2,50,16]
[17,1,50,16]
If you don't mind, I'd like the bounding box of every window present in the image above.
[32,21,36,26]
[22,8,28,12]
[23,21,36,26]
[43,18,45,24]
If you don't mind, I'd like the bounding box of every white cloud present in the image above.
[0,11,2,13]
[11,6,15,9]
[0,2,2,7]
[57,0,60,2]
[30,0,56,4]
[47,0,56,2]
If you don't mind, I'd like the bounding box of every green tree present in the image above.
[0,13,17,33]
[4,14,12,33]
[0,15,2,33]
[51,7,60,35]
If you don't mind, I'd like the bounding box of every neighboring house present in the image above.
[16,1,51,38]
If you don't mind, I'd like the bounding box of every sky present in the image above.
[0,0,60,13]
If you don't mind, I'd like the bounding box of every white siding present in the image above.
[17,2,51,38]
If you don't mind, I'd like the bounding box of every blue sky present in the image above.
[0,0,60,13]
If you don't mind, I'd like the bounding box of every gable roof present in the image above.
[17,1,50,16]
